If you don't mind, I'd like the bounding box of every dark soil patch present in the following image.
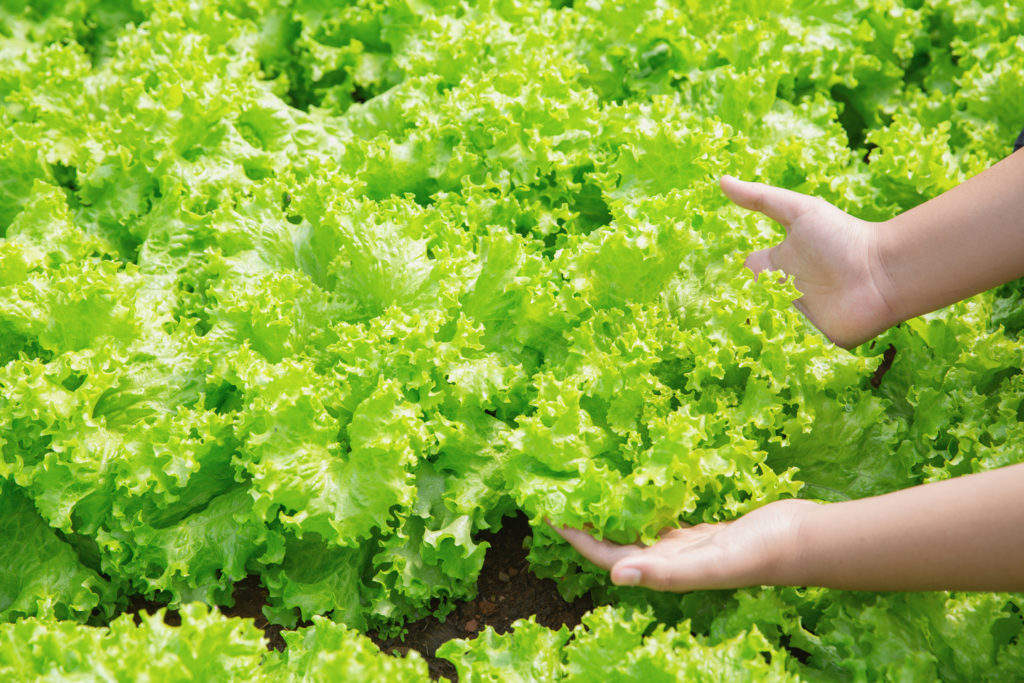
[126,596,182,627]
[219,575,289,651]
[125,513,592,680]
[125,576,288,651]
[369,513,594,680]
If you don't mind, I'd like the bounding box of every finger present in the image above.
[720,175,810,227]
[550,525,644,571]
[611,547,735,592]
[743,247,777,279]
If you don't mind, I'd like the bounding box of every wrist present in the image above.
[863,219,906,334]
[757,498,821,587]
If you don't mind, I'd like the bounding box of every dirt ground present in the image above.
[129,513,592,681]
[368,513,593,679]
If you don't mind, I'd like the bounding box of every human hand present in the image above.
[720,176,899,348]
[550,499,816,592]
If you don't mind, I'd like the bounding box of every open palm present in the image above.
[551,500,816,592]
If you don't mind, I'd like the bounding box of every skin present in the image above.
[553,150,1024,593]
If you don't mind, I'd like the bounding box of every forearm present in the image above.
[782,463,1024,591]
[877,150,1024,323]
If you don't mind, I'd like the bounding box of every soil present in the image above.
[220,576,290,651]
[126,512,592,681]
[127,576,290,651]
[368,513,594,680]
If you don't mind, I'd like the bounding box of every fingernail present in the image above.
[615,568,642,586]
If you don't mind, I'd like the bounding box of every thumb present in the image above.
[610,555,696,592]
[720,175,811,227]
[611,551,743,592]
[609,557,663,590]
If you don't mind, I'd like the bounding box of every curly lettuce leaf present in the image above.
[0,482,115,622]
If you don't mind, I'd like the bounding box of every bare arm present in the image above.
[878,150,1024,325]
[553,463,1024,592]
[789,462,1024,591]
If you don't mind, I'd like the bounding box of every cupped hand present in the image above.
[551,499,816,592]
[720,176,900,348]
